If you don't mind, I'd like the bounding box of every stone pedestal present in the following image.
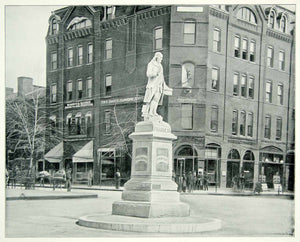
[112,120,190,218]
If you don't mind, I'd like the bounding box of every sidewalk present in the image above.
[6,184,294,199]
[6,187,98,200]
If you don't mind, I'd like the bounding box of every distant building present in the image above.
[45,5,295,191]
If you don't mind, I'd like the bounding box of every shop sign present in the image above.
[65,100,93,109]
[101,96,143,105]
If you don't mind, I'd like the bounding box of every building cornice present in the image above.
[137,6,171,21]
[209,7,229,20]
[231,22,260,36]
[47,36,59,45]
[63,27,93,41]
[266,29,292,43]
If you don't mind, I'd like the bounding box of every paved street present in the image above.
[5,189,294,237]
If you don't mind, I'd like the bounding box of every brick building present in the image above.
[45,5,295,190]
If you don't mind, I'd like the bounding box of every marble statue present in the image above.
[142,52,173,120]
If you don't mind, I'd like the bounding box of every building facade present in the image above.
[45,5,295,190]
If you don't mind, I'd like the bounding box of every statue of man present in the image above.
[142,52,172,120]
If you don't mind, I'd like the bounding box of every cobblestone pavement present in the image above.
[5,189,294,237]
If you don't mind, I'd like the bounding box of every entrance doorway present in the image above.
[174,145,198,183]
[226,149,240,188]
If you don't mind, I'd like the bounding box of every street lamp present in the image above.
[178,158,185,193]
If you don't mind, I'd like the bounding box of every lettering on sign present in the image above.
[135,147,148,171]
[65,100,93,109]
[156,148,169,172]
[101,96,143,105]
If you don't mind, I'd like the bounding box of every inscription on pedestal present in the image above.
[156,148,169,172]
[135,147,148,171]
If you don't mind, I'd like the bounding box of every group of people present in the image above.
[177,171,209,193]
[232,172,246,191]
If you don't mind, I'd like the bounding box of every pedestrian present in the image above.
[203,172,209,191]
[196,171,203,190]
[239,172,245,191]
[66,168,72,192]
[187,171,194,193]
[232,175,238,191]
[88,169,93,187]
[115,169,121,189]
[182,173,187,193]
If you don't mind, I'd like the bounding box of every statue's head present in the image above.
[154,52,163,63]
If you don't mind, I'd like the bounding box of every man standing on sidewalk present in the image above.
[115,169,121,189]
[66,168,72,192]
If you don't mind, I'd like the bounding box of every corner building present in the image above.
[45,5,295,190]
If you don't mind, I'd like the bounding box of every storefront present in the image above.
[226,149,241,188]
[259,146,284,189]
[204,144,221,186]
[44,141,63,171]
[174,145,198,177]
[72,140,94,183]
[242,150,255,189]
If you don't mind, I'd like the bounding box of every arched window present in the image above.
[281,15,287,33]
[66,113,72,135]
[243,150,255,161]
[50,115,56,135]
[237,7,257,24]
[51,18,58,35]
[269,10,275,28]
[85,112,93,137]
[181,63,195,88]
[227,149,240,160]
[75,112,82,135]
[67,17,92,31]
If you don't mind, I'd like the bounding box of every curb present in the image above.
[180,192,294,198]
[6,194,98,201]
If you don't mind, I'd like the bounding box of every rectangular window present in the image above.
[232,110,238,135]
[279,51,285,71]
[267,46,274,68]
[154,27,163,50]
[77,80,83,99]
[233,73,239,96]
[88,44,93,63]
[249,41,256,62]
[211,68,219,91]
[78,46,83,65]
[276,118,282,140]
[105,111,111,134]
[211,106,218,132]
[264,116,271,139]
[241,75,247,97]
[242,39,248,60]
[67,81,73,101]
[247,113,253,137]
[184,21,196,45]
[277,84,283,105]
[105,39,112,60]
[87,78,92,98]
[181,104,193,129]
[266,81,272,103]
[248,76,254,99]
[51,52,57,70]
[51,84,57,103]
[240,111,246,136]
[67,48,73,67]
[105,75,112,96]
[234,36,240,58]
[213,28,221,52]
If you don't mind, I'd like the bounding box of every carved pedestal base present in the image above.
[112,120,190,218]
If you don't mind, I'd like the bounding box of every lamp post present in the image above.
[178,158,185,193]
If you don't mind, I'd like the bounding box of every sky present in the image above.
[5,6,62,91]
[4,3,296,92]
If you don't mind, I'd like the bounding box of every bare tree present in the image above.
[6,89,61,175]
